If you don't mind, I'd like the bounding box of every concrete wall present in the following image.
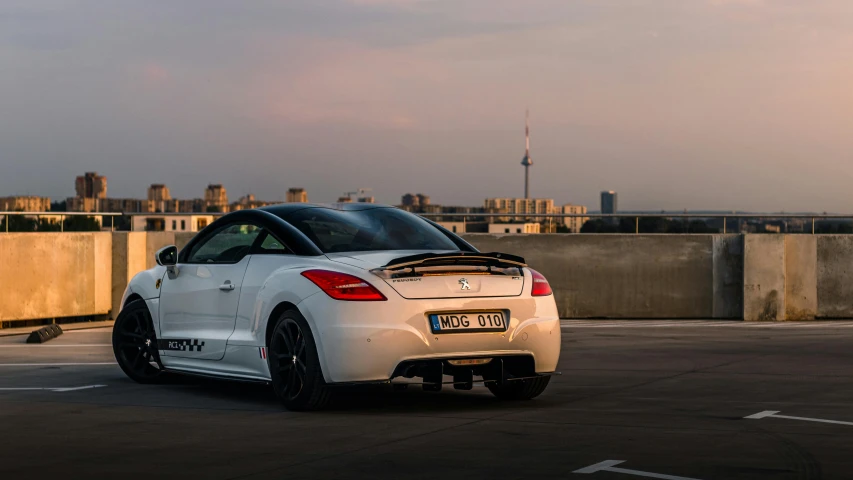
[462,234,743,319]
[713,236,744,318]
[743,235,786,321]
[110,231,196,317]
[111,232,147,320]
[816,236,853,318]
[785,236,817,320]
[741,235,834,321]
[0,231,199,323]
[4,232,853,325]
[0,233,112,322]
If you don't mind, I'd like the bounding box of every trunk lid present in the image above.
[326,250,527,299]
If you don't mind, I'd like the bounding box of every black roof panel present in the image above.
[259,202,392,216]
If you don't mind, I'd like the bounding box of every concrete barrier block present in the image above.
[743,235,785,321]
[462,234,716,319]
[712,235,743,319]
[785,236,817,320]
[93,233,113,314]
[111,232,148,319]
[111,232,129,319]
[816,236,853,318]
[145,232,177,269]
[0,233,111,322]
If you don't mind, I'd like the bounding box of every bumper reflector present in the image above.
[447,358,492,366]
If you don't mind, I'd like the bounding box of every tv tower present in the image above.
[520,109,533,199]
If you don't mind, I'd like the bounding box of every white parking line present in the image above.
[0,362,115,367]
[745,410,853,426]
[0,344,111,348]
[574,460,701,479]
[0,385,106,392]
[561,320,853,328]
[561,321,734,328]
[52,385,107,392]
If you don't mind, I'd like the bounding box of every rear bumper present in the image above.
[297,292,561,384]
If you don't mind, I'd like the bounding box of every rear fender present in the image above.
[248,261,384,383]
[232,264,325,347]
[228,258,397,383]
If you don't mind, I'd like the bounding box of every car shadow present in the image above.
[156,375,539,414]
[325,385,523,414]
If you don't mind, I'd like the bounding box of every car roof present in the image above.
[258,202,392,216]
[181,202,476,259]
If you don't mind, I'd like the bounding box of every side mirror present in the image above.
[156,245,178,267]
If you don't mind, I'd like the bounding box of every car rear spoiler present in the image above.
[378,252,527,270]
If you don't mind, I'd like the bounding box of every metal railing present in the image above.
[0,211,123,233]
[122,212,225,232]
[1,210,851,234]
[418,213,853,234]
[0,212,230,233]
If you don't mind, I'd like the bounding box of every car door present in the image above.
[158,222,262,360]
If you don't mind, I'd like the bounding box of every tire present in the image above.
[112,299,164,384]
[268,309,330,411]
[487,376,551,401]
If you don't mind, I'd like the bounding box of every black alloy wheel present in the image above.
[112,299,163,383]
[272,317,307,400]
[269,310,330,410]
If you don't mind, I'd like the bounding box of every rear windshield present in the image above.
[283,207,459,253]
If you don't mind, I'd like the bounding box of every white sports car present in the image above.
[113,203,561,410]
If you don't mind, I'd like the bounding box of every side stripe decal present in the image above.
[158,339,205,352]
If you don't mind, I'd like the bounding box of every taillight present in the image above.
[301,269,387,301]
[529,268,552,296]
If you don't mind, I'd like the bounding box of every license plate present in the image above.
[429,311,507,334]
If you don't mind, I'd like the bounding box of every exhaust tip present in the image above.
[447,358,492,366]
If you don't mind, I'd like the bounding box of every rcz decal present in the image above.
[158,339,205,352]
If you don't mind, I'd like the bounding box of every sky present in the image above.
[1,0,853,211]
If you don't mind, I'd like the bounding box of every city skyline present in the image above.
[2,1,853,211]
[5,171,853,214]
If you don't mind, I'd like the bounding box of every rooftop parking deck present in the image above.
[0,320,851,479]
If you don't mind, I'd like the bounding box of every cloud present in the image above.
[708,0,765,5]
[240,38,454,129]
[345,0,421,5]
[137,63,170,85]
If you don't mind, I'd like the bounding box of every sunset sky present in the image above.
[2,0,852,211]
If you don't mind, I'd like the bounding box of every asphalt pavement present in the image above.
[0,320,851,480]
